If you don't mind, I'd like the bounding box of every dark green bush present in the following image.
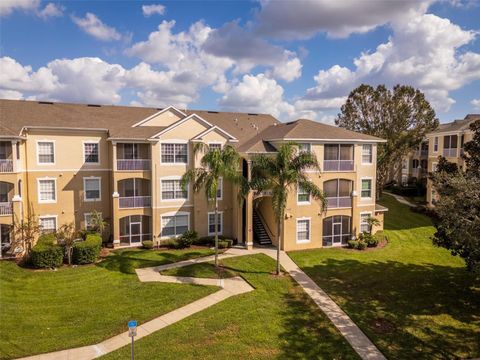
[359,232,378,247]
[194,235,233,247]
[31,243,63,268]
[72,234,102,265]
[356,241,367,250]
[347,240,358,249]
[37,233,57,246]
[177,230,198,248]
[348,239,367,250]
[142,240,153,249]
[162,238,179,249]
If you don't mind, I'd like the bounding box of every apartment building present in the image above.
[426,114,479,206]
[0,99,386,252]
[389,140,429,186]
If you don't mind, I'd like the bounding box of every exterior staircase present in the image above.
[252,209,272,246]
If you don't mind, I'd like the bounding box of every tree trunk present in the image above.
[276,219,281,275]
[214,198,219,268]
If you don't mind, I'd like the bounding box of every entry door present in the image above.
[332,222,342,246]
[130,222,142,244]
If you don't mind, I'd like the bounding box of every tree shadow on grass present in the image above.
[298,258,480,359]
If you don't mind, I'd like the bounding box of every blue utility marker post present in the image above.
[128,320,137,360]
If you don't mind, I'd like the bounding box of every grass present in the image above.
[161,262,236,279]
[0,248,216,359]
[101,254,360,360]
[289,195,480,359]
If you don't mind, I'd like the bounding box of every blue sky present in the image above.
[1,0,479,123]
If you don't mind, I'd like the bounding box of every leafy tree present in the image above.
[87,209,109,241]
[57,222,81,265]
[181,144,245,267]
[11,203,41,258]
[336,84,439,195]
[249,143,327,275]
[430,120,480,272]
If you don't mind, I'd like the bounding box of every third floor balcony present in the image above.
[116,143,150,171]
[323,144,354,172]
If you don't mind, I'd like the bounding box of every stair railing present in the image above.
[255,210,275,243]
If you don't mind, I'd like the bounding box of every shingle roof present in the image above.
[429,115,480,134]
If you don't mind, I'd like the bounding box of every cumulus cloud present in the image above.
[297,13,480,113]
[142,4,166,16]
[255,0,432,39]
[0,0,63,19]
[472,99,480,110]
[71,13,122,41]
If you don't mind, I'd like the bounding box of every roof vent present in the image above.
[248,113,258,116]
[207,111,219,114]
[38,101,54,105]
[87,104,101,107]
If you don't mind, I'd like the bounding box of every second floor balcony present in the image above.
[326,196,352,208]
[443,148,457,157]
[0,159,13,173]
[0,202,12,216]
[0,181,14,216]
[323,160,354,172]
[324,179,353,209]
[117,159,150,171]
[118,178,151,209]
[116,143,150,171]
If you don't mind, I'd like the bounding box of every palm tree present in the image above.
[250,142,327,275]
[181,144,245,267]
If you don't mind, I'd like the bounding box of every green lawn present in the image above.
[101,254,359,360]
[161,262,236,279]
[289,195,480,359]
[0,248,216,359]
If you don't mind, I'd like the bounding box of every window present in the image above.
[362,144,372,164]
[298,143,311,153]
[297,184,310,203]
[39,216,56,233]
[161,143,188,164]
[161,179,188,200]
[323,144,354,171]
[161,214,189,237]
[123,143,138,159]
[84,177,101,201]
[208,143,222,151]
[360,213,371,233]
[296,218,311,243]
[84,212,101,230]
[412,159,419,169]
[38,179,56,203]
[361,179,372,198]
[84,142,99,163]
[433,137,438,152]
[324,179,352,208]
[208,212,223,235]
[443,135,458,157]
[37,141,54,164]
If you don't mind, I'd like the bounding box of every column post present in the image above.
[245,160,254,249]
[11,140,18,173]
[112,191,120,247]
[351,190,358,239]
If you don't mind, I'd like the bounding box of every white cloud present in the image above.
[472,99,480,110]
[297,13,480,113]
[71,13,122,41]
[142,4,166,16]
[255,0,432,39]
[0,0,63,19]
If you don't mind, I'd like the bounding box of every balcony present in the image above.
[415,150,428,157]
[327,197,352,208]
[0,160,13,173]
[323,160,354,172]
[119,196,151,209]
[0,202,12,216]
[117,159,150,171]
[443,148,457,157]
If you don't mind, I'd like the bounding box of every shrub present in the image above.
[37,233,57,246]
[359,232,378,248]
[194,235,233,247]
[72,234,102,265]
[142,240,153,249]
[162,238,179,249]
[31,243,63,268]
[348,240,359,249]
[356,241,367,250]
[217,239,234,249]
[177,230,198,248]
[348,239,367,250]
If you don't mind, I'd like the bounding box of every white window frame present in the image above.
[83,177,102,202]
[160,140,189,165]
[84,212,102,230]
[432,162,438,172]
[360,212,372,233]
[36,140,55,165]
[160,176,189,202]
[83,141,100,164]
[37,177,57,204]
[297,183,310,205]
[361,144,373,164]
[160,211,190,239]
[39,215,58,232]
[298,143,311,153]
[360,178,373,199]
[296,217,311,244]
[433,137,439,153]
[208,211,224,236]
[207,142,223,151]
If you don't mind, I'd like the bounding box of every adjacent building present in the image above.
[0,99,387,252]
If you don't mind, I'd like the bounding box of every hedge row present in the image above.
[31,243,63,268]
[72,234,102,265]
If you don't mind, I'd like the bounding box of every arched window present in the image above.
[323,216,351,247]
[323,179,353,208]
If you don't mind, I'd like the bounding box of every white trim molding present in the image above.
[160,211,191,239]
[208,211,224,236]
[296,217,311,243]
[83,176,102,202]
[36,140,56,165]
[37,177,57,204]
[82,140,100,165]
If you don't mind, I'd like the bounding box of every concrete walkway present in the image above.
[384,191,416,207]
[18,248,384,360]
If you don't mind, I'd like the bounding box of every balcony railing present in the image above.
[0,202,12,216]
[326,197,352,208]
[415,150,428,157]
[119,233,151,244]
[117,159,150,171]
[443,148,457,157]
[0,160,13,173]
[323,160,354,172]
[119,196,151,208]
